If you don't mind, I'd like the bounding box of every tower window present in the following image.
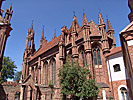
[113,64,121,72]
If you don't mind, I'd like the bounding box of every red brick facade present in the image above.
[17,12,120,100]
[0,1,132,100]
[0,0,13,76]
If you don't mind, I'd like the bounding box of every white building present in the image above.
[106,47,131,100]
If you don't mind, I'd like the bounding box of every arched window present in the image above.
[120,87,129,100]
[93,49,97,65]
[82,51,85,67]
[51,59,56,85]
[93,48,102,66]
[97,49,102,65]
[44,61,48,85]
[52,62,54,84]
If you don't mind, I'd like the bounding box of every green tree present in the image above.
[13,71,22,83]
[0,56,17,83]
[58,60,99,100]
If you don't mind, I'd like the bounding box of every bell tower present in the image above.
[0,1,13,76]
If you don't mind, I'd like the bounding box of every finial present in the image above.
[83,9,85,13]
[9,3,12,11]
[98,8,101,12]
[106,15,108,19]
[43,25,45,29]
[54,29,56,33]
[32,20,34,24]
[73,10,76,16]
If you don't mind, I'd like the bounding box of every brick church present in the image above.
[0,0,133,100]
[18,11,132,99]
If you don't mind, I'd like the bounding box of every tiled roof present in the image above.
[2,81,19,86]
[106,47,121,57]
[30,35,61,60]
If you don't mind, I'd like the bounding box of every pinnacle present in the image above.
[99,12,105,25]
[107,19,113,32]
[27,29,29,33]
[82,13,88,25]
[54,33,56,38]
[9,3,12,11]
[41,27,44,40]
[27,29,29,35]
[73,16,77,21]
[30,23,33,32]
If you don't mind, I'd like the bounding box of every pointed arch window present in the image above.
[93,48,102,65]
[44,62,48,85]
[82,51,85,67]
[93,49,97,65]
[51,59,56,85]
[97,49,102,65]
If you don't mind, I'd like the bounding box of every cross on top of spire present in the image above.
[98,8,101,12]
[83,9,85,13]
[32,20,34,24]
[73,10,76,16]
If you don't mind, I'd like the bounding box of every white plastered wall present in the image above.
[107,52,128,82]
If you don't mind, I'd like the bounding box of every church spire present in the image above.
[106,18,116,48]
[107,19,113,32]
[72,15,78,33]
[82,13,88,25]
[54,29,56,38]
[41,26,44,40]
[99,12,105,25]
[9,4,12,11]
[40,26,44,47]
[30,21,33,33]
[26,29,29,49]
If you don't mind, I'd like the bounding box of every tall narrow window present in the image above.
[53,61,56,85]
[97,49,102,65]
[93,49,97,65]
[85,53,87,66]
[52,62,54,84]
[82,51,85,67]
[93,48,102,66]
[46,64,48,85]
[45,62,48,85]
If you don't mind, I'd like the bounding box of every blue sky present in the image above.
[2,0,130,71]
